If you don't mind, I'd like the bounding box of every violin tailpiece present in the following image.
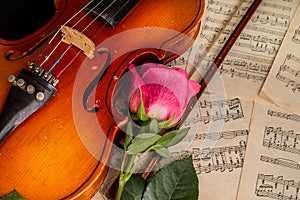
[85,0,140,27]
[0,66,57,144]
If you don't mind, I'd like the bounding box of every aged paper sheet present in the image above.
[237,101,300,200]
[215,0,299,99]
[260,3,300,115]
[167,0,299,200]
[174,0,299,99]
[170,93,253,200]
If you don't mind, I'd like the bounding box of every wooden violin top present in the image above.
[0,0,205,199]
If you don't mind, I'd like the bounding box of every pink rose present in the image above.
[128,63,200,125]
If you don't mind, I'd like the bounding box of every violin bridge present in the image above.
[61,25,95,59]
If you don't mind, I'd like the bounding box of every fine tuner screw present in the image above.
[26,85,35,95]
[7,75,16,83]
[16,79,26,89]
[36,92,45,101]
[7,74,43,100]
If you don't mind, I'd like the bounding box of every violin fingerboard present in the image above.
[85,0,140,27]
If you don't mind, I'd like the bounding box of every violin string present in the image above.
[56,51,81,78]
[88,2,128,41]
[80,0,116,33]
[38,0,112,69]
[56,1,125,78]
[46,0,118,74]
[44,0,117,73]
[55,1,128,77]
[39,0,109,68]
[56,1,128,78]
[35,0,103,65]
[47,45,72,73]
[55,0,127,78]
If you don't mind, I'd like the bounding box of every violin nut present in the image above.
[36,92,45,101]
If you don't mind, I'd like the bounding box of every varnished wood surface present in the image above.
[0,0,205,199]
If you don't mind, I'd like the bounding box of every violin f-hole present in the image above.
[83,48,111,113]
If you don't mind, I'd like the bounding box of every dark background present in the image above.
[0,0,56,40]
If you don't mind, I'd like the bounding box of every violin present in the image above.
[0,0,204,199]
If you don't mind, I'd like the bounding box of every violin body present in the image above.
[0,0,204,199]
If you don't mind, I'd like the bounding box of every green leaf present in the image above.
[153,127,190,149]
[0,190,25,200]
[137,89,149,121]
[121,174,146,200]
[153,147,172,159]
[149,119,159,133]
[142,156,198,200]
[158,113,176,129]
[139,121,150,134]
[127,133,161,154]
[124,120,134,149]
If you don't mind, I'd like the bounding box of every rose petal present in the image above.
[173,67,189,79]
[130,84,181,123]
[141,67,191,109]
[128,63,200,125]
[128,64,144,89]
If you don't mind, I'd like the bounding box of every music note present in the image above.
[292,25,300,44]
[263,126,300,155]
[255,174,300,200]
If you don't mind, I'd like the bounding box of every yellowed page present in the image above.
[168,92,253,200]
[174,0,299,100]
[237,100,300,200]
[260,4,300,115]
[218,0,299,99]
[166,1,299,200]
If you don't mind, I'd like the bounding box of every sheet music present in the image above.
[169,93,253,200]
[170,0,299,100]
[163,1,299,200]
[260,4,300,116]
[237,101,300,200]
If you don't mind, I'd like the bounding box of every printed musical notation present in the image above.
[196,0,295,80]
[255,174,300,200]
[252,8,290,28]
[263,126,300,155]
[275,54,300,92]
[164,0,300,200]
[260,155,300,171]
[219,53,270,82]
[184,129,249,142]
[194,0,297,99]
[171,0,297,101]
[172,140,246,174]
[237,102,300,200]
[267,110,300,122]
[206,0,238,16]
[183,98,244,125]
[259,3,300,116]
[192,140,246,174]
[292,25,300,44]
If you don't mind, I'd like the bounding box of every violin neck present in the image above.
[85,0,140,27]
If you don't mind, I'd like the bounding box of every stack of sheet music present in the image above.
[168,0,300,199]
